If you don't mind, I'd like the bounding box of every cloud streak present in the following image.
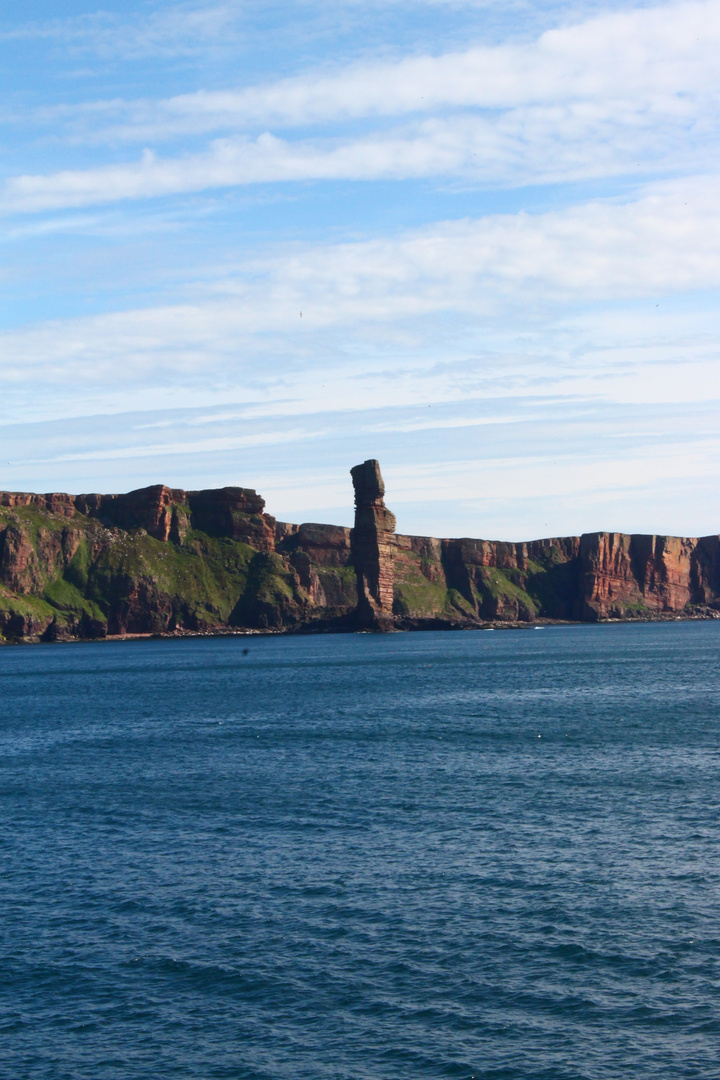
[2,110,716,213]
[4,394,720,539]
[2,1,717,211]
[41,1,720,136]
[1,175,718,411]
[0,3,243,59]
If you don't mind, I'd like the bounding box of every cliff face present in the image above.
[392,533,585,626]
[350,459,397,629]
[1,462,719,642]
[577,532,703,620]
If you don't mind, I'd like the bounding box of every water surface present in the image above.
[1,622,719,1079]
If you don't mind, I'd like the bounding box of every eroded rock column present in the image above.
[350,459,396,629]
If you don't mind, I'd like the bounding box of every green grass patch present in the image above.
[86,530,256,622]
[316,566,357,609]
[615,598,650,614]
[393,574,447,617]
[231,551,303,627]
[444,588,477,617]
[476,567,537,614]
[0,592,56,620]
[0,593,56,640]
[43,575,105,621]
[64,536,92,590]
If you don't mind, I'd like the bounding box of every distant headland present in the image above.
[1,459,719,642]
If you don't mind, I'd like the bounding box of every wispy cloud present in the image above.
[3,394,720,538]
[2,110,716,213]
[123,1,720,132]
[3,1,716,212]
[32,0,720,140]
[0,3,243,60]
[1,175,718,408]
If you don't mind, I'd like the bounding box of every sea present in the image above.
[1,621,719,1080]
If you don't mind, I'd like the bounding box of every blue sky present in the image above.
[1,0,719,539]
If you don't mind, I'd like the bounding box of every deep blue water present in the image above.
[1,622,719,1080]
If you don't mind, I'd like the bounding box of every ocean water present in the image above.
[1,623,719,1080]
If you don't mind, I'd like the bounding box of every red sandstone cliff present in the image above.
[1,464,719,642]
[577,532,705,619]
[350,460,397,629]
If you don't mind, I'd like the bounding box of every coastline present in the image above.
[2,463,719,644]
[2,607,719,646]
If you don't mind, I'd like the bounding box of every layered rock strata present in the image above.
[350,459,397,629]
[1,464,719,642]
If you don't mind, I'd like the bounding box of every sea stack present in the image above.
[350,459,397,630]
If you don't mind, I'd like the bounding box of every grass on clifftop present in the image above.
[84,530,257,623]
[0,505,72,538]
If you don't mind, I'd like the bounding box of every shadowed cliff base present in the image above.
[1,462,720,642]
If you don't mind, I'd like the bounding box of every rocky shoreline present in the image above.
[2,459,719,644]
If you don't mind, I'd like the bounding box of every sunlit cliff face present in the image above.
[2,463,720,643]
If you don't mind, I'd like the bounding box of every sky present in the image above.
[0,0,718,540]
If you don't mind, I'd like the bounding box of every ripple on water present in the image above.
[1,622,719,1079]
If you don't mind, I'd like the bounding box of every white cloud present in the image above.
[2,103,717,214]
[0,1,714,212]
[40,0,720,143]
[388,437,720,507]
[1,175,719,421]
[3,391,719,538]
[0,4,242,59]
